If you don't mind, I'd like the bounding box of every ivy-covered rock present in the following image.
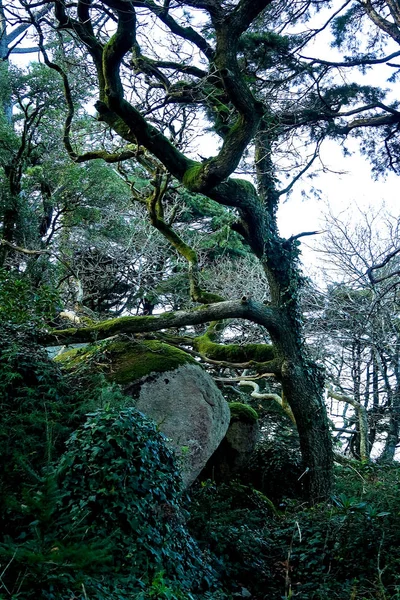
[0,405,226,599]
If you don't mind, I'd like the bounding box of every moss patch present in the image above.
[229,402,259,423]
[195,334,275,363]
[56,338,196,385]
[182,163,204,190]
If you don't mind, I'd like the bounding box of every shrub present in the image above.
[189,465,400,599]
[0,405,225,599]
[0,324,75,531]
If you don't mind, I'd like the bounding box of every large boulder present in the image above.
[56,339,230,486]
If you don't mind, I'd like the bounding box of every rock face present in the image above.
[56,339,230,487]
[134,363,230,486]
[201,402,259,481]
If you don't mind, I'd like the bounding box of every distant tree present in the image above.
[309,206,400,461]
[298,0,400,175]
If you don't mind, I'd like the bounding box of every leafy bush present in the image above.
[188,481,279,598]
[0,403,225,599]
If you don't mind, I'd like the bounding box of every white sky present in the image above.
[278,141,399,235]
[277,6,400,270]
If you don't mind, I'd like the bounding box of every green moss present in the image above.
[47,315,164,344]
[194,334,275,363]
[95,314,160,333]
[54,346,92,367]
[182,163,204,190]
[195,291,225,304]
[56,338,196,384]
[229,402,259,423]
[230,177,256,195]
[107,340,196,384]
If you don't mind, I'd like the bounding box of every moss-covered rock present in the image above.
[55,338,196,384]
[56,337,230,487]
[229,402,259,423]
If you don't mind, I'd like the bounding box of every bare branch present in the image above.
[367,246,400,284]
[300,49,400,68]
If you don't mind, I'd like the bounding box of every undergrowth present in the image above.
[2,322,400,599]
[189,464,400,599]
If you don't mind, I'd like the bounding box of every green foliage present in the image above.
[0,324,74,525]
[188,480,278,597]
[243,408,303,501]
[238,31,291,70]
[331,4,365,49]
[52,407,218,598]
[0,394,223,598]
[189,464,400,599]
[0,269,60,327]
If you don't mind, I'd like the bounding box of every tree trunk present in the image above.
[377,352,400,462]
[273,326,333,501]
[379,382,400,462]
[262,239,333,501]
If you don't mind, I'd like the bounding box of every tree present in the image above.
[307,206,400,461]
[298,0,400,175]
[6,0,347,502]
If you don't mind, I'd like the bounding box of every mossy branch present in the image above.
[74,147,139,164]
[178,346,282,373]
[194,332,275,363]
[33,7,130,166]
[38,299,282,346]
[144,330,281,373]
[32,15,78,161]
[144,169,224,304]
